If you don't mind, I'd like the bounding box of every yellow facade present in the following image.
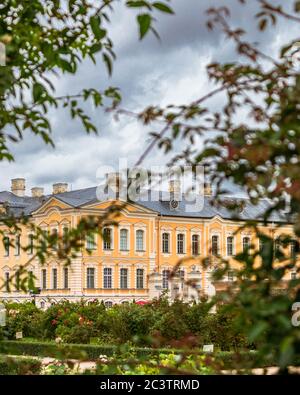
[0,187,298,308]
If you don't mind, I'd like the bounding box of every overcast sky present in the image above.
[0,0,298,195]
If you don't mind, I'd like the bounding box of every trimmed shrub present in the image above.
[0,355,42,375]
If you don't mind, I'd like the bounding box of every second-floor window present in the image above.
[136,268,144,289]
[87,268,95,289]
[103,228,112,250]
[120,268,128,289]
[136,229,144,252]
[15,235,20,256]
[227,236,234,256]
[52,268,57,289]
[28,234,34,255]
[3,237,10,257]
[192,234,200,256]
[63,267,69,289]
[177,233,185,254]
[120,229,128,251]
[243,237,250,253]
[103,267,112,289]
[86,233,96,251]
[212,235,219,256]
[162,233,170,254]
[42,269,47,289]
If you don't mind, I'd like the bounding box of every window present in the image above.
[227,236,234,256]
[63,227,68,249]
[42,269,47,289]
[40,301,45,309]
[291,240,300,259]
[136,268,144,289]
[120,229,128,251]
[3,237,10,257]
[192,234,200,256]
[15,270,20,291]
[63,267,69,289]
[120,268,128,289]
[105,301,113,308]
[28,270,34,290]
[15,235,20,256]
[86,233,96,250]
[274,238,281,253]
[28,234,34,255]
[179,269,185,290]
[228,271,234,281]
[136,230,144,252]
[52,268,57,289]
[162,269,170,289]
[51,229,58,250]
[103,268,112,289]
[212,235,219,256]
[259,238,266,254]
[243,237,250,253]
[177,233,185,254]
[87,268,95,289]
[162,233,170,254]
[103,228,112,250]
[291,271,297,280]
[5,272,9,292]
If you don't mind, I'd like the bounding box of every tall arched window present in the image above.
[103,228,112,250]
[243,237,250,253]
[120,229,128,251]
[227,236,234,256]
[211,235,219,256]
[86,233,96,250]
[192,234,200,256]
[162,233,170,254]
[136,230,144,252]
[177,233,185,254]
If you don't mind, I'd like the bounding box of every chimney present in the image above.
[31,187,44,198]
[52,183,68,194]
[11,178,26,197]
[168,179,181,199]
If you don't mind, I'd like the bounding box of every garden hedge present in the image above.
[0,340,176,360]
[0,355,42,375]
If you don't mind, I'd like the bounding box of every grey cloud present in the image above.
[0,0,298,193]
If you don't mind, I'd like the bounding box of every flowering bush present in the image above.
[2,298,248,349]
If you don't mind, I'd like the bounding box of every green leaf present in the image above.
[152,2,174,14]
[90,16,106,40]
[33,83,46,102]
[103,53,113,76]
[248,321,268,343]
[126,0,151,9]
[137,14,152,39]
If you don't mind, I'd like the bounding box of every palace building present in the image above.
[0,175,297,308]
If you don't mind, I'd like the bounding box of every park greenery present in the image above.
[1,0,300,374]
